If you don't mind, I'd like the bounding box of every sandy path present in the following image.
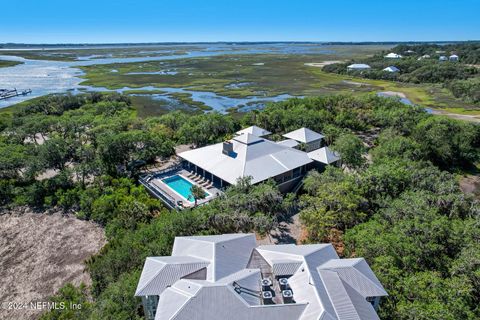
[429,109,480,123]
[304,61,343,68]
[0,209,106,320]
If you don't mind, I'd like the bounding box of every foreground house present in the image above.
[141,126,340,208]
[135,233,388,320]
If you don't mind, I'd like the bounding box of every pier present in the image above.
[0,88,32,101]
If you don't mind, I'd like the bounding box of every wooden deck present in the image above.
[0,88,32,101]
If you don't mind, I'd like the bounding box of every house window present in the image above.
[293,167,301,178]
[142,295,159,320]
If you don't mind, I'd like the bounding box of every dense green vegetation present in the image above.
[447,77,480,103]
[0,60,22,68]
[1,93,479,319]
[324,43,480,106]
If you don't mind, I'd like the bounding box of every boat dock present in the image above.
[0,88,32,101]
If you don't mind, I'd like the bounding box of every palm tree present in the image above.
[190,185,206,207]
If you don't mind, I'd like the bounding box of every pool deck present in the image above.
[142,168,222,209]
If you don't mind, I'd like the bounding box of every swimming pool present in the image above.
[162,175,208,202]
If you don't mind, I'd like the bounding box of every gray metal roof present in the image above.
[178,134,313,185]
[137,234,387,320]
[271,260,303,276]
[308,147,341,164]
[172,234,256,281]
[156,283,307,320]
[276,139,300,148]
[319,270,380,320]
[282,128,325,143]
[236,125,272,137]
[383,66,400,72]
[135,256,209,296]
[319,258,388,297]
[347,64,371,69]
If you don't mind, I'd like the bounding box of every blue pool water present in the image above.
[162,175,207,202]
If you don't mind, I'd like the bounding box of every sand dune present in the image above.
[0,208,105,320]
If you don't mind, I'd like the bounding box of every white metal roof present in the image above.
[282,127,325,143]
[135,256,209,296]
[156,284,308,320]
[383,66,400,72]
[319,270,380,320]
[137,234,387,320]
[172,234,256,281]
[347,64,371,69]
[318,258,388,297]
[178,133,313,185]
[271,260,303,276]
[384,53,402,58]
[276,139,300,148]
[308,147,341,164]
[236,125,272,137]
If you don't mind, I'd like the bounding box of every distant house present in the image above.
[135,233,388,320]
[347,63,371,71]
[418,54,431,60]
[384,53,402,59]
[439,56,448,62]
[405,50,415,54]
[383,66,400,73]
[449,54,459,62]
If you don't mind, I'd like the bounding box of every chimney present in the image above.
[222,141,233,156]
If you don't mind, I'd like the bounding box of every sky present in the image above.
[1,0,479,43]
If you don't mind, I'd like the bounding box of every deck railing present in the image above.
[139,176,177,209]
[150,163,183,178]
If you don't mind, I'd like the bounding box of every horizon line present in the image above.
[1,40,480,47]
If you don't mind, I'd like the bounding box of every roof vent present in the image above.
[279,278,289,290]
[222,141,234,156]
[279,278,289,287]
[261,278,272,287]
[282,290,293,298]
[262,291,273,299]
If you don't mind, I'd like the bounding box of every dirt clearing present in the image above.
[0,209,106,320]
